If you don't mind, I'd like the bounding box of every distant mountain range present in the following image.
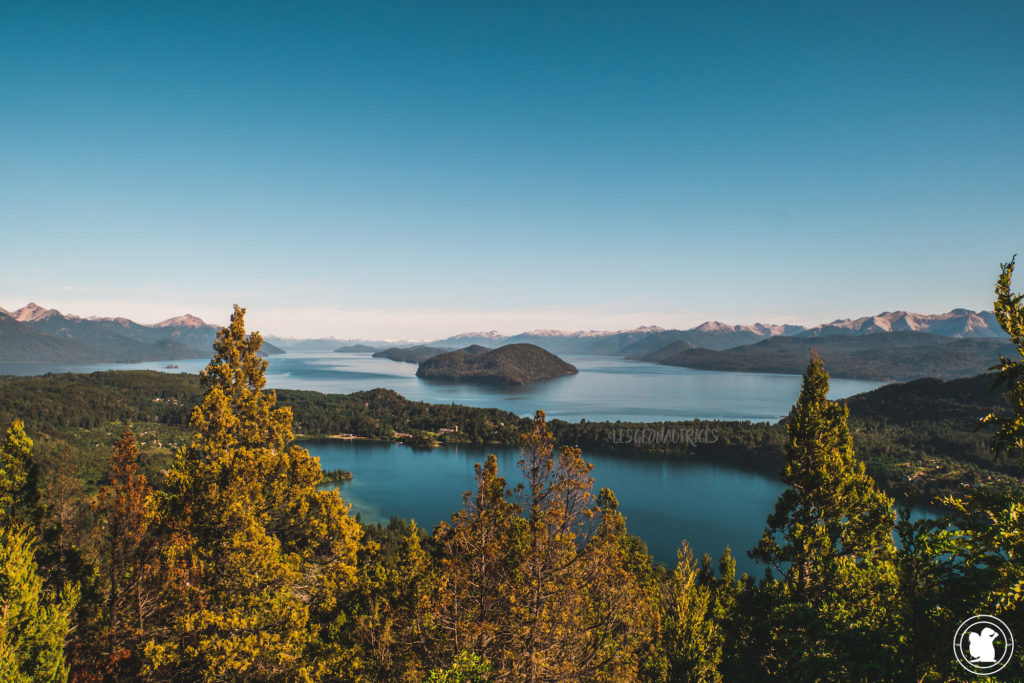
[0,303,283,363]
[799,309,1000,338]
[422,310,1008,381]
[265,337,346,352]
[2,304,1008,381]
[434,309,1005,355]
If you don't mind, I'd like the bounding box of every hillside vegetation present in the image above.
[1,364,1016,502]
[416,343,579,385]
[372,345,453,363]
[646,331,1014,381]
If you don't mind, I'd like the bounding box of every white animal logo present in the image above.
[968,626,999,663]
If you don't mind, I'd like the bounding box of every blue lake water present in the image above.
[312,439,786,575]
[0,351,884,423]
[310,439,933,576]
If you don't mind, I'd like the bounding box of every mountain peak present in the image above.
[86,315,134,326]
[802,309,1000,339]
[692,321,734,333]
[447,330,507,340]
[14,302,63,322]
[155,314,208,328]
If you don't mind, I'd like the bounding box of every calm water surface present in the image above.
[311,440,937,576]
[0,352,884,422]
[311,439,785,575]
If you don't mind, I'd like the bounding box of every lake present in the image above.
[310,439,934,577]
[0,351,884,423]
[312,439,785,575]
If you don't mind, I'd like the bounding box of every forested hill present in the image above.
[416,343,579,385]
[645,332,1014,381]
[0,368,1017,502]
[372,345,453,363]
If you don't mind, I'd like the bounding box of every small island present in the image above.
[334,344,379,353]
[373,345,453,363]
[416,343,578,385]
[320,468,353,484]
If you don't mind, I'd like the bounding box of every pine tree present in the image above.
[748,353,898,680]
[142,305,362,680]
[753,353,895,586]
[345,520,435,682]
[89,428,158,678]
[432,414,656,682]
[433,454,526,674]
[652,545,741,683]
[40,450,88,585]
[981,254,1024,459]
[933,256,1024,673]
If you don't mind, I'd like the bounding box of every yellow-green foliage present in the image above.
[0,421,41,529]
[142,305,362,680]
[0,525,77,683]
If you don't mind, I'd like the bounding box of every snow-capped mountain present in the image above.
[434,310,1003,356]
[155,314,209,328]
[800,309,1002,339]
[0,304,281,362]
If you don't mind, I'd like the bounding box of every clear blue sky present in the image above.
[1,1,1021,339]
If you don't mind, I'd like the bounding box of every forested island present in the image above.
[372,345,453,363]
[333,344,379,353]
[416,343,579,385]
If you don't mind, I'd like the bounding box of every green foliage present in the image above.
[0,420,42,529]
[416,343,578,385]
[753,354,896,580]
[425,650,494,683]
[0,525,78,683]
[651,332,1015,382]
[143,305,363,680]
[745,353,900,681]
[321,467,353,483]
[980,255,1024,460]
[1,364,1017,504]
[342,520,435,682]
[917,257,1024,678]
[658,545,727,682]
